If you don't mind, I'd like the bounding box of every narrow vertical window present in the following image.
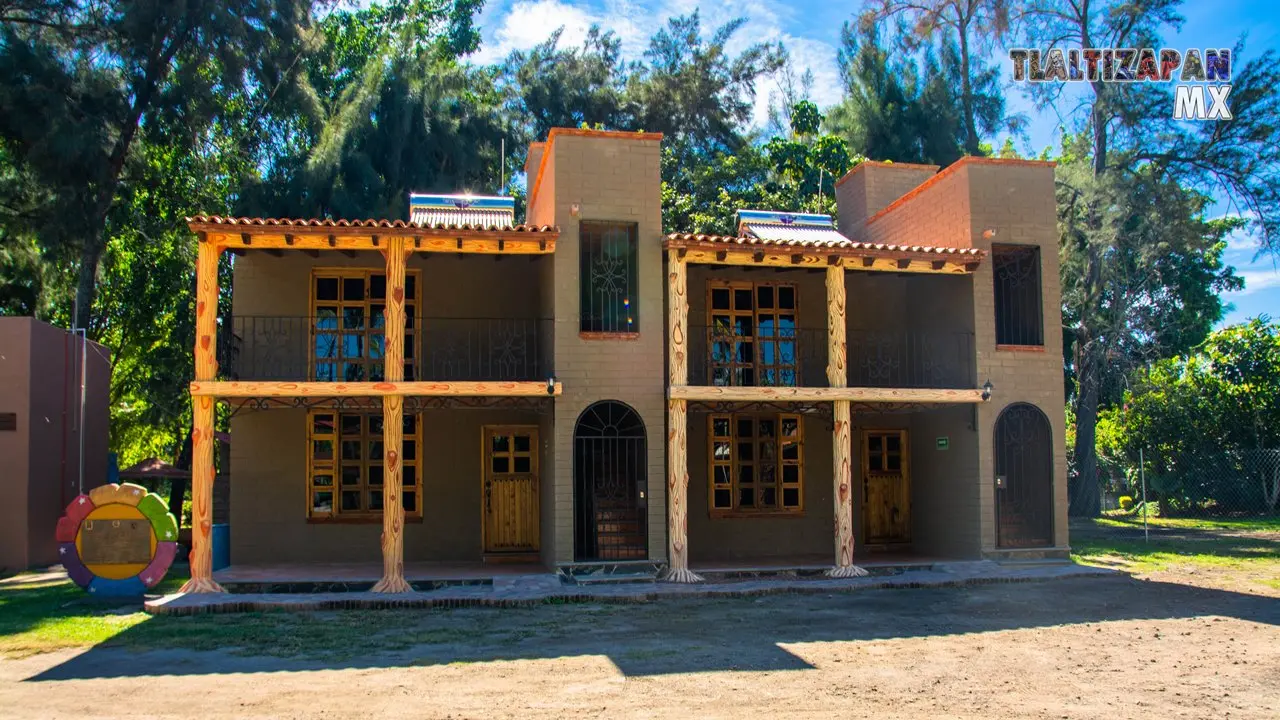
[992,245,1043,347]
[580,221,639,334]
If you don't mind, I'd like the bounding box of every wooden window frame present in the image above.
[306,410,424,523]
[310,268,420,382]
[708,412,804,517]
[706,280,799,387]
[579,220,639,336]
[991,245,1044,349]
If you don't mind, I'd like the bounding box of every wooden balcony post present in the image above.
[665,249,702,582]
[827,264,867,577]
[181,238,226,593]
[372,237,412,593]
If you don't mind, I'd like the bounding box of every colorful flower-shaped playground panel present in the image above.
[55,483,180,597]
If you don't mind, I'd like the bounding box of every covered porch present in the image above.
[662,213,992,582]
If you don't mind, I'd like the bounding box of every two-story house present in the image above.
[178,128,1066,593]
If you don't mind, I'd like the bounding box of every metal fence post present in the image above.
[1140,447,1149,543]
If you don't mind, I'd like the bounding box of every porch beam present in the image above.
[665,248,702,583]
[189,380,564,397]
[667,385,988,403]
[372,236,411,594]
[667,246,977,274]
[826,265,866,578]
[180,240,225,594]
[198,231,555,255]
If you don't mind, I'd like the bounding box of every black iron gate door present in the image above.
[994,403,1054,548]
[574,401,648,561]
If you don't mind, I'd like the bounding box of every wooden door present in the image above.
[482,426,540,554]
[863,429,911,544]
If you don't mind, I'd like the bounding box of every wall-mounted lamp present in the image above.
[570,203,581,217]
[547,376,557,395]
[981,379,994,401]
[982,229,998,240]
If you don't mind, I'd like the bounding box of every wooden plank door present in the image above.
[482,426,540,554]
[863,429,911,544]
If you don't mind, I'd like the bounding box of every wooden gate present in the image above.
[863,429,911,544]
[994,403,1054,548]
[482,426,540,554]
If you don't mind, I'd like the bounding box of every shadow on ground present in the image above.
[21,574,1280,682]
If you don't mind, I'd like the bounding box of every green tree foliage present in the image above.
[501,27,631,139]
[1097,319,1280,513]
[663,103,857,236]
[0,0,316,331]
[865,0,1014,156]
[825,17,967,165]
[1021,0,1280,514]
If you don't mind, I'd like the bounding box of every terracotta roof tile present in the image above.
[185,215,557,233]
[664,232,983,257]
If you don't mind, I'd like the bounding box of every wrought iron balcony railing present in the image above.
[218,316,553,383]
[683,325,974,389]
[846,329,974,389]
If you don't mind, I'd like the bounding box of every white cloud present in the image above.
[471,0,598,64]
[469,0,848,131]
[1227,266,1280,296]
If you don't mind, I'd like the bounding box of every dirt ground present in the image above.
[1,574,1277,719]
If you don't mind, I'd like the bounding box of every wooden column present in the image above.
[180,239,225,593]
[372,237,412,593]
[826,264,867,578]
[665,249,702,582]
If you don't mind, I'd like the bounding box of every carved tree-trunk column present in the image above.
[826,263,867,578]
[181,238,226,593]
[372,237,412,593]
[665,249,702,582]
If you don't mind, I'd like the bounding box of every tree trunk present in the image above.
[73,239,106,333]
[1071,361,1102,516]
[170,425,193,528]
[958,23,980,156]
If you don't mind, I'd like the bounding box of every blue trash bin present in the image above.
[211,524,230,571]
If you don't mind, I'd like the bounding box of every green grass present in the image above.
[1091,515,1280,533]
[1070,517,1280,584]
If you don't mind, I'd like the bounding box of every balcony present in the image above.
[686,326,973,389]
[219,316,553,383]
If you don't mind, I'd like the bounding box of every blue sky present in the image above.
[468,0,1279,326]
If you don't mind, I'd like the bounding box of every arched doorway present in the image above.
[574,401,648,561]
[994,403,1055,547]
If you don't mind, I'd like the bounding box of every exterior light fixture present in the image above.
[547,376,556,395]
[981,379,994,401]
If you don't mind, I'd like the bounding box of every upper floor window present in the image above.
[992,245,1043,347]
[312,269,418,381]
[708,281,798,386]
[580,221,638,334]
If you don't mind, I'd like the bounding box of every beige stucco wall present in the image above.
[538,132,667,565]
[229,407,544,564]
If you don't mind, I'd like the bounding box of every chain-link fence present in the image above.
[1096,448,1280,517]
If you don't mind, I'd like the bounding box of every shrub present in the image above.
[1119,496,1134,511]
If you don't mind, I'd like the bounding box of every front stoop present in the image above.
[144,561,1117,615]
[984,547,1073,563]
[558,560,664,585]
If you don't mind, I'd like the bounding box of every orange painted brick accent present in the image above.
[865,156,1057,227]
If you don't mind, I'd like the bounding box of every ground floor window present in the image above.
[708,413,803,515]
[307,411,423,521]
